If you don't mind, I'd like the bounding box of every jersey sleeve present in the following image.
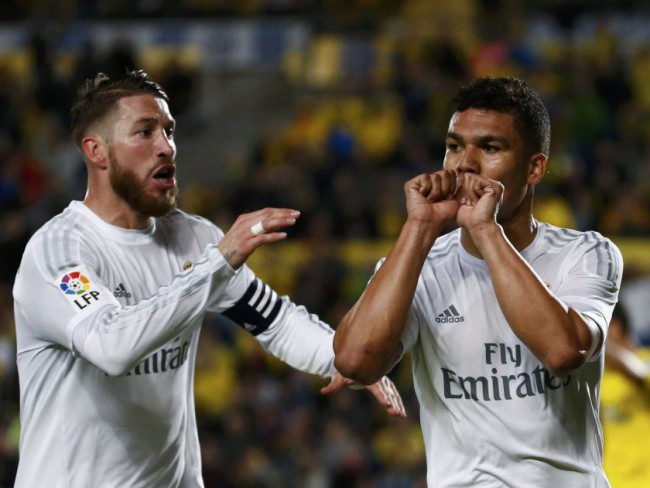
[13,237,119,351]
[255,294,336,378]
[555,235,623,359]
[401,306,421,355]
[14,231,236,376]
[360,257,420,359]
[200,224,336,378]
[219,274,336,378]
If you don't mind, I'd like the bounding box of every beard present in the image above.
[108,149,178,218]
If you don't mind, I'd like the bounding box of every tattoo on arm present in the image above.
[221,249,236,264]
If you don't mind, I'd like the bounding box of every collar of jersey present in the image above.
[70,201,157,245]
[457,220,544,268]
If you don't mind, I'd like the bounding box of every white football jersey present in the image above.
[13,201,335,487]
[395,222,623,487]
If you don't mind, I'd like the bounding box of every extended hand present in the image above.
[217,208,300,269]
[321,371,407,418]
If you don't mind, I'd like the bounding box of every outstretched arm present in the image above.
[14,207,302,376]
[605,342,650,387]
[213,206,409,418]
[333,170,461,385]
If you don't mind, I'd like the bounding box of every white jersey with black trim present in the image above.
[13,201,335,488]
[396,222,622,487]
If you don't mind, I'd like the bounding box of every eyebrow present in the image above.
[134,116,176,128]
[446,131,511,148]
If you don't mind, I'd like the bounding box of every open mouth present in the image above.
[153,165,175,180]
[152,164,176,189]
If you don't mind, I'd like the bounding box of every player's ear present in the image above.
[527,153,547,186]
[81,135,109,170]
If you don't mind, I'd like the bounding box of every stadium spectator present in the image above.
[601,302,650,486]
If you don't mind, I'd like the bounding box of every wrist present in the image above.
[397,218,443,261]
[403,217,444,242]
[467,221,503,248]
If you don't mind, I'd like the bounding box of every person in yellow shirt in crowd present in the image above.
[602,302,650,487]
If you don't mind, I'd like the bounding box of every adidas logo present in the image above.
[435,304,464,324]
[113,283,132,299]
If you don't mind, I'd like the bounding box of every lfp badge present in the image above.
[60,271,90,295]
[58,267,101,311]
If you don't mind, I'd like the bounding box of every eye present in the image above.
[446,142,460,151]
[483,144,500,153]
[138,128,153,137]
[165,126,175,138]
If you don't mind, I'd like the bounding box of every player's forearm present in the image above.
[472,224,593,375]
[334,219,438,384]
[256,299,336,378]
[605,343,650,385]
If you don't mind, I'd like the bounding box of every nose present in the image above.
[156,129,176,159]
[454,146,479,174]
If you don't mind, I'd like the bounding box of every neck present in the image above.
[84,190,151,230]
[460,211,538,259]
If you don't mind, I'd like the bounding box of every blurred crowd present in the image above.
[1,1,650,486]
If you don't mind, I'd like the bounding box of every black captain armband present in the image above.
[222,279,282,336]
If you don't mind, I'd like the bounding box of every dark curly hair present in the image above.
[451,77,550,157]
[70,69,169,147]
